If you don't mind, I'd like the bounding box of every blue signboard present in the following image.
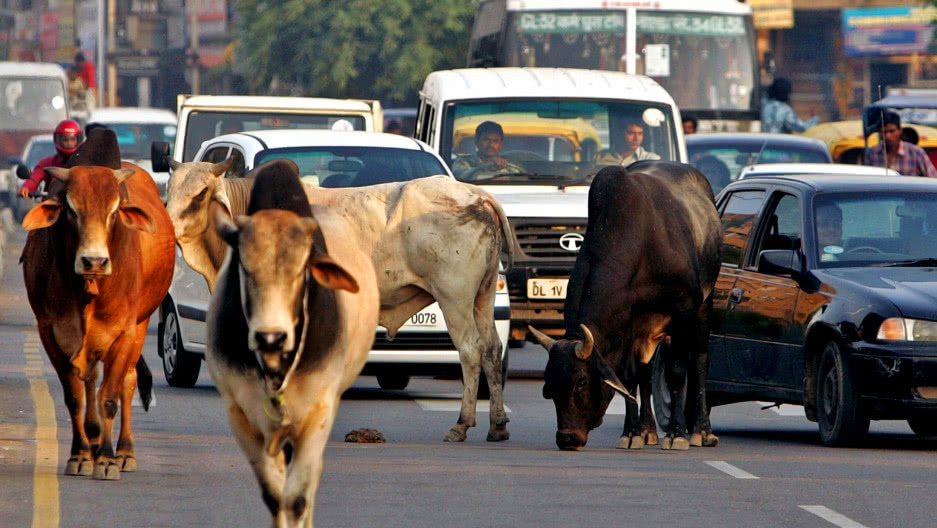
[842,7,937,57]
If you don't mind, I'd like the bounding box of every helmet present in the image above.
[53,119,82,156]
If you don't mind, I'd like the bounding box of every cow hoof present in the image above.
[444,427,467,442]
[64,458,81,476]
[78,460,95,476]
[702,433,720,447]
[118,455,137,472]
[670,437,690,450]
[486,427,510,442]
[645,432,659,446]
[92,461,121,480]
[661,436,673,450]
[690,433,703,447]
[66,457,94,476]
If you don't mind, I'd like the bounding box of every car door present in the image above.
[709,188,767,383]
[724,191,805,390]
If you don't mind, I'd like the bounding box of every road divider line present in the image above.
[704,460,759,479]
[23,331,59,528]
[799,505,870,528]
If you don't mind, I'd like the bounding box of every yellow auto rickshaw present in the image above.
[802,120,937,165]
[452,113,602,163]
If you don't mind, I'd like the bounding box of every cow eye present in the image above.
[192,188,208,203]
[575,377,588,391]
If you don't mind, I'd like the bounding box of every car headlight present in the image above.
[877,317,937,342]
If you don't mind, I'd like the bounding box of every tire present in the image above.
[477,348,509,400]
[159,308,201,388]
[907,417,937,437]
[376,371,410,391]
[651,351,676,431]
[816,341,869,446]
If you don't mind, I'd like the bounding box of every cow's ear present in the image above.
[310,254,359,293]
[594,356,636,402]
[22,199,62,230]
[118,203,156,233]
[211,188,233,218]
[214,211,240,247]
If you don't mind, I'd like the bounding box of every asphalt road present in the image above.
[2,225,936,528]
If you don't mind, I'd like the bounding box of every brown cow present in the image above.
[207,164,379,526]
[21,162,175,479]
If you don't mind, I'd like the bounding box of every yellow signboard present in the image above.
[749,0,794,30]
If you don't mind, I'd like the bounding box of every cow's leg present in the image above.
[114,321,149,472]
[41,330,94,476]
[474,266,509,441]
[225,401,287,519]
[280,398,338,528]
[84,362,102,456]
[661,320,691,451]
[618,362,644,449]
[687,304,718,447]
[92,333,139,480]
[638,361,659,446]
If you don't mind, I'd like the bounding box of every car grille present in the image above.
[510,218,587,261]
[372,332,456,350]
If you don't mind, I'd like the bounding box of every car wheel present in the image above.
[816,341,869,446]
[651,351,675,430]
[477,349,509,400]
[159,308,201,388]
[907,417,937,436]
[376,371,410,391]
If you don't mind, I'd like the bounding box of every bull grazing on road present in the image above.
[21,131,175,479]
[207,161,379,527]
[531,161,721,451]
[167,159,513,442]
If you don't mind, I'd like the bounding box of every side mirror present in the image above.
[151,141,171,173]
[15,164,31,180]
[757,249,799,277]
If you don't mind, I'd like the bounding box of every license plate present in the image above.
[527,278,569,300]
[401,303,445,329]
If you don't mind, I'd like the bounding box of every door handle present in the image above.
[729,287,744,304]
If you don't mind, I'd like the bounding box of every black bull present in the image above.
[531,161,722,451]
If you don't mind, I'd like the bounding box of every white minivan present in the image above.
[416,67,686,342]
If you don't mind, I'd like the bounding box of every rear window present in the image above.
[182,111,367,161]
[253,146,448,188]
[689,143,831,182]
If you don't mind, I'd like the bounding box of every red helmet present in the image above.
[53,119,83,156]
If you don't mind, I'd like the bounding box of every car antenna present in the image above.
[751,138,769,168]
[878,84,888,175]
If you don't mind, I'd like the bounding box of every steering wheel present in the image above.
[501,150,546,161]
[845,245,884,254]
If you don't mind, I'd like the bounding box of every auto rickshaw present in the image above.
[452,113,602,163]
[802,119,937,165]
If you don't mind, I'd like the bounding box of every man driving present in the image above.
[452,121,523,181]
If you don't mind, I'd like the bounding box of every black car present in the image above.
[686,132,832,194]
[658,173,937,446]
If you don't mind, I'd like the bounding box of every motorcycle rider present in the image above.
[18,119,83,198]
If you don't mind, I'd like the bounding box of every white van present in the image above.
[152,95,384,170]
[416,67,686,341]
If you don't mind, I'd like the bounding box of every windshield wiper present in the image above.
[882,258,937,267]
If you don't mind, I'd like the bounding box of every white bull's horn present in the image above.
[575,324,594,360]
[528,325,555,350]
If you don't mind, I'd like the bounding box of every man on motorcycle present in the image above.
[18,119,82,198]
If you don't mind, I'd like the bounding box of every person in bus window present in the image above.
[683,116,698,135]
[594,119,660,167]
[452,121,523,181]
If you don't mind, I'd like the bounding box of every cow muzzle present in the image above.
[76,255,111,276]
[555,429,587,451]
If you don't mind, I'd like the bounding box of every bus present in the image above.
[468,0,760,132]
[0,62,70,162]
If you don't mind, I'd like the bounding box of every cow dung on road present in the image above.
[344,428,386,443]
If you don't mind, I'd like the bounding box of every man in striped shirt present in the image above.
[865,111,937,178]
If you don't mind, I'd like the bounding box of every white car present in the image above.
[738,162,901,180]
[159,130,511,391]
[85,107,178,198]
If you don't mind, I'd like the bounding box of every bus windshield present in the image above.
[0,78,68,130]
[500,9,757,116]
[441,99,678,185]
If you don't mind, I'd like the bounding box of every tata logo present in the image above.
[559,233,584,252]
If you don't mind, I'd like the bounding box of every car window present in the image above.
[202,146,230,164]
[24,139,56,167]
[719,190,766,267]
[104,122,176,159]
[228,148,246,178]
[689,144,830,181]
[751,193,801,267]
[815,192,937,266]
[253,147,448,188]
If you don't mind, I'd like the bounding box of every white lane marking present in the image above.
[757,402,807,417]
[704,460,759,480]
[415,400,511,413]
[799,505,870,528]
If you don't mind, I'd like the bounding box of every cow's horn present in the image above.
[528,325,555,350]
[44,167,70,182]
[211,157,233,176]
[575,324,594,360]
[169,159,182,171]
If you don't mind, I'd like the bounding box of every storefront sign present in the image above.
[749,0,793,30]
[843,7,937,57]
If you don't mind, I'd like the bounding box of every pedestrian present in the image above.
[865,111,937,177]
[683,116,698,135]
[74,52,96,99]
[18,119,82,197]
[761,77,819,134]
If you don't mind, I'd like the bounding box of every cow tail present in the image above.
[136,356,153,412]
[488,197,515,272]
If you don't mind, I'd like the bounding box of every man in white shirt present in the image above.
[594,119,660,167]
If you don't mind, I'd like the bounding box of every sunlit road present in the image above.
[1,227,935,528]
